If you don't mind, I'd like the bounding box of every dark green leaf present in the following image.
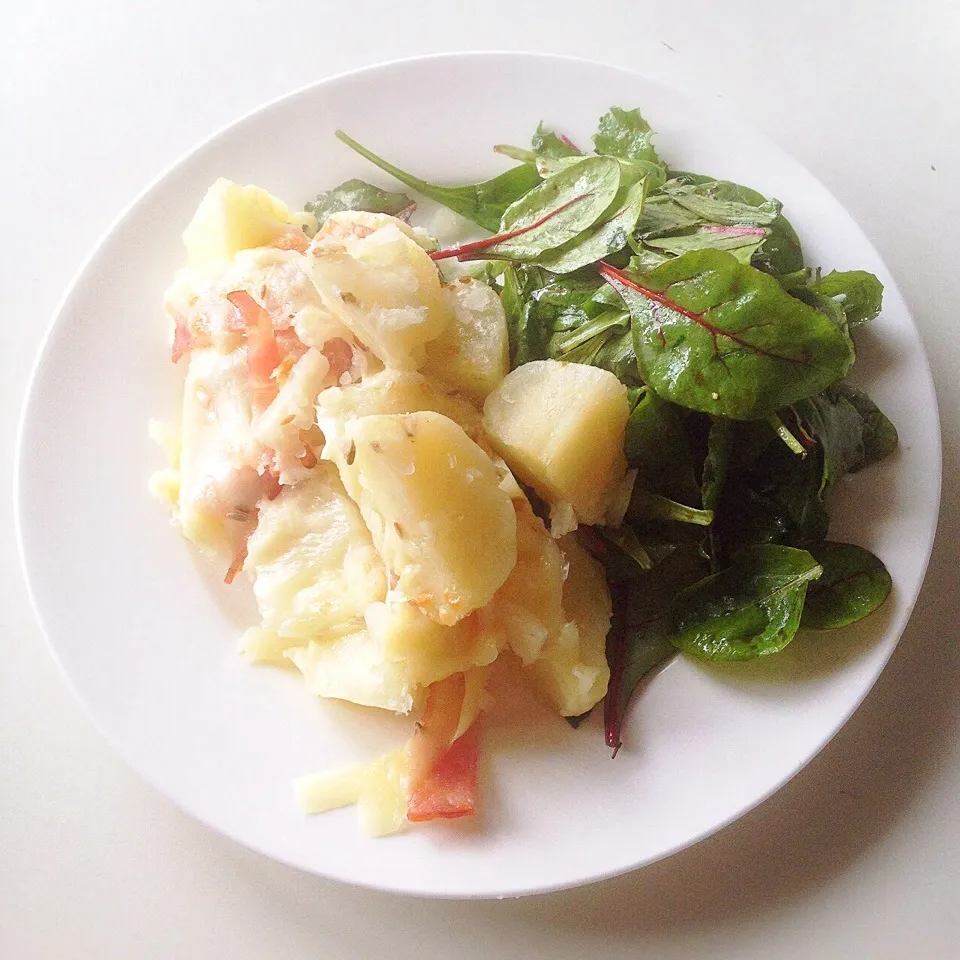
[623,388,700,504]
[628,488,713,526]
[593,107,661,165]
[335,130,541,232]
[670,544,822,661]
[813,270,884,327]
[833,383,898,469]
[793,390,866,493]
[701,418,733,567]
[604,251,856,419]
[800,542,892,629]
[604,544,707,750]
[304,179,415,223]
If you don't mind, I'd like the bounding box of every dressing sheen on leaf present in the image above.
[600,251,856,419]
[670,544,823,661]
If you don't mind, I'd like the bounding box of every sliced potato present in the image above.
[244,465,386,650]
[308,212,449,370]
[530,533,612,717]
[483,359,630,525]
[326,411,517,625]
[479,500,566,664]
[316,368,482,441]
[423,279,509,403]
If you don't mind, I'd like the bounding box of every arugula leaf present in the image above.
[800,542,892,629]
[593,107,661,165]
[602,251,856,420]
[662,179,782,226]
[670,544,822,661]
[335,130,541,232]
[812,270,884,327]
[538,176,648,274]
[305,179,415,223]
[485,157,622,260]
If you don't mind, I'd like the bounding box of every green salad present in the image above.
[327,107,896,753]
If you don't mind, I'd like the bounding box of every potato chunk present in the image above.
[324,411,517,625]
[243,465,386,651]
[308,212,449,370]
[423,279,509,403]
[182,179,313,264]
[483,359,630,524]
[530,534,612,717]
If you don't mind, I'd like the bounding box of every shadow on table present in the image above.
[229,470,958,948]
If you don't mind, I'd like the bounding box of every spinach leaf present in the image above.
[305,178,415,223]
[335,130,541,232]
[593,106,661,165]
[662,179,782,226]
[800,542,892,629]
[701,418,733,569]
[813,270,884,327]
[485,157,622,260]
[538,176,648,274]
[833,383,898,468]
[500,263,547,365]
[670,544,822,661]
[602,251,856,420]
[623,388,700,504]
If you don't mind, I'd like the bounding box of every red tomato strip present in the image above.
[226,290,281,411]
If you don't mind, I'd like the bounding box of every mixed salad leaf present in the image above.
[333,106,897,754]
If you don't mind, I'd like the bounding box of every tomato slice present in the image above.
[226,290,281,411]
[407,722,480,822]
[405,674,481,822]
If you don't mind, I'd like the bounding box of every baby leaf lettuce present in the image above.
[601,251,856,419]
[593,106,662,166]
[812,270,884,327]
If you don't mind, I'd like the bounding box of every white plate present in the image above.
[16,53,940,898]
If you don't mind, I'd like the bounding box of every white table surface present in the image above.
[3,1,959,957]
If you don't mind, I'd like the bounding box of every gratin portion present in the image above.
[152,181,623,833]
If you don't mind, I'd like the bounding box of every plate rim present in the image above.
[14,50,944,899]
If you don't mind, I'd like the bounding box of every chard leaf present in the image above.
[793,390,866,493]
[670,544,822,661]
[538,176,648,274]
[305,178,415,223]
[812,270,884,327]
[663,179,782,226]
[335,130,541,232]
[602,251,856,420]
[800,542,892,629]
[593,106,661,165]
[486,157,622,260]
